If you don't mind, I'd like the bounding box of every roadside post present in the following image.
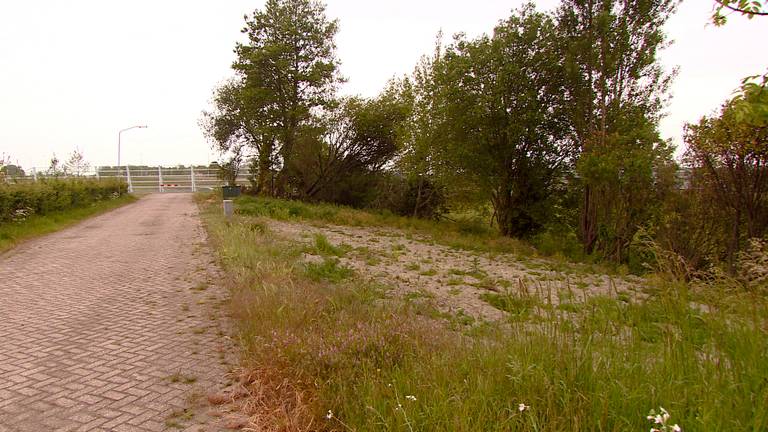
[223,199,234,220]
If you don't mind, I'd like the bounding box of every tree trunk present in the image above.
[256,147,272,196]
[413,177,424,218]
[580,184,598,254]
[727,207,741,274]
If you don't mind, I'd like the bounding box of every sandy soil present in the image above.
[267,219,643,323]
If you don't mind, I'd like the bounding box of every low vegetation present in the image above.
[200,195,768,431]
[235,195,533,256]
[0,178,132,251]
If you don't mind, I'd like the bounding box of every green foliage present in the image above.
[304,257,354,282]
[311,233,347,257]
[432,5,571,238]
[232,0,342,193]
[0,178,127,224]
[291,90,409,204]
[683,93,768,268]
[731,72,768,126]
[557,0,678,258]
[713,0,768,25]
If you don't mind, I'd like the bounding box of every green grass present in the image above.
[305,257,354,282]
[0,194,136,253]
[309,233,348,257]
[198,193,768,431]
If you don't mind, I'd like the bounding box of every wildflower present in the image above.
[405,395,417,401]
[518,403,529,412]
[672,425,681,432]
[325,410,333,420]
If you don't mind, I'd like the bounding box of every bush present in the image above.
[0,178,128,223]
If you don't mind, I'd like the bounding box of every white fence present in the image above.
[5,166,253,194]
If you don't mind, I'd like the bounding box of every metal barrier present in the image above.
[3,166,252,194]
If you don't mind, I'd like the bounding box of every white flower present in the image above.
[325,410,333,419]
[672,425,681,432]
[518,403,529,412]
[405,395,417,401]
[654,415,664,424]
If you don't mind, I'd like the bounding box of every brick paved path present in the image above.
[0,194,232,432]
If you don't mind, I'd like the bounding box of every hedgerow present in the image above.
[0,179,127,223]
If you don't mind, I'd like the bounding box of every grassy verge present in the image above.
[199,194,767,431]
[0,194,137,253]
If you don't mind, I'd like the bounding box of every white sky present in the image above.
[1,1,766,169]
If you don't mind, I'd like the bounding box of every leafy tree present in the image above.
[557,0,678,257]
[730,72,768,127]
[434,5,572,238]
[684,99,768,269]
[201,79,275,194]
[233,0,342,194]
[713,0,768,25]
[292,87,408,203]
[396,34,454,217]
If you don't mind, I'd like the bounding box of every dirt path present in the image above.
[0,194,236,432]
[268,219,643,323]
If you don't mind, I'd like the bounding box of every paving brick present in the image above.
[0,194,232,431]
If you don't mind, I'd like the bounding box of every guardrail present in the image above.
[3,166,253,194]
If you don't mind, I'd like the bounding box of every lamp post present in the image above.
[117,125,147,170]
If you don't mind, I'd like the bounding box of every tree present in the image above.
[713,0,768,25]
[65,148,90,176]
[201,79,275,194]
[291,88,408,204]
[233,0,342,195]
[434,5,572,238]
[47,155,63,177]
[0,154,25,180]
[684,100,768,270]
[557,0,678,257]
[396,33,454,218]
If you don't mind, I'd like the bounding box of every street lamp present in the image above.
[117,125,147,169]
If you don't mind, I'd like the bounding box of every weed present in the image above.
[405,263,420,271]
[311,233,347,257]
[481,292,539,316]
[418,268,437,276]
[305,257,354,282]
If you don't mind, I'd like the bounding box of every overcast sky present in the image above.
[1,1,766,169]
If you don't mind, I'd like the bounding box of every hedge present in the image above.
[0,178,128,223]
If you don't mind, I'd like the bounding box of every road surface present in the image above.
[0,194,231,432]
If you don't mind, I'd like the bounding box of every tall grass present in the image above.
[200,195,768,431]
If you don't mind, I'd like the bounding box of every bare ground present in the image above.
[266,219,645,323]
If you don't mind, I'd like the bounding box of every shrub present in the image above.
[0,178,127,223]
